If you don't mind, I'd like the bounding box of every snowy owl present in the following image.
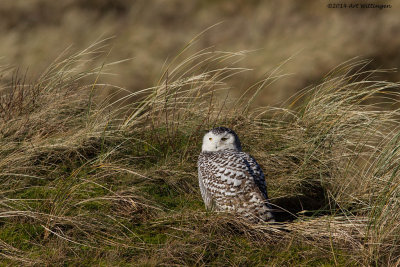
[197,127,275,222]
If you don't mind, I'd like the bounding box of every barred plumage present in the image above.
[198,127,274,222]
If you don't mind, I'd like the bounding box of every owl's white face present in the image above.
[201,130,241,152]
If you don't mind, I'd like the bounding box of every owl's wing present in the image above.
[198,153,217,210]
[241,153,275,221]
[241,153,269,200]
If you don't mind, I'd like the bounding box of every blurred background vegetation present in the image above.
[1,0,400,106]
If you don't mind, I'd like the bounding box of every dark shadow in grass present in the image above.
[271,183,330,222]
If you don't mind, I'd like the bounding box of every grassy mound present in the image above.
[1,41,400,266]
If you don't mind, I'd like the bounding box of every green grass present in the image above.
[1,41,400,266]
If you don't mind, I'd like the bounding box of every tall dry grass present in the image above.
[0,40,400,265]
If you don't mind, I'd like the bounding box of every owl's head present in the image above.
[201,127,242,152]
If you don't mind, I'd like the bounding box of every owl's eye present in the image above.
[221,137,228,141]
[209,137,212,141]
